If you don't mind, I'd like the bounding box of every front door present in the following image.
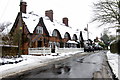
[38,40,42,47]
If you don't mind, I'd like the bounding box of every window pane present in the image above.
[37,26,43,34]
[53,30,57,37]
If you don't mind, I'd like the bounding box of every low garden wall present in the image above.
[0,45,18,57]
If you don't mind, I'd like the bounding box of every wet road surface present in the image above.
[5,51,113,79]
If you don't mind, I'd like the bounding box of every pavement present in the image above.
[92,51,114,79]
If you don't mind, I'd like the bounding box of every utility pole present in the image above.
[18,0,23,57]
[87,24,89,40]
[18,13,23,57]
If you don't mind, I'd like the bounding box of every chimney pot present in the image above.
[63,17,69,26]
[20,2,27,13]
[45,10,53,22]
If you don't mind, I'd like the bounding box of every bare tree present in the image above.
[0,22,12,45]
[0,22,11,32]
[92,0,120,26]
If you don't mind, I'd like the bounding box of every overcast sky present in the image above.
[0,0,116,40]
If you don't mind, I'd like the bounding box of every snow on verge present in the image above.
[107,51,119,80]
[0,50,83,78]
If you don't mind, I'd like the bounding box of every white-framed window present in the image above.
[73,35,76,40]
[64,33,69,39]
[72,34,77,40]
[52,30,57,37]
[36,26,43,34]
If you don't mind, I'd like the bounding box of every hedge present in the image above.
[110,40,120,54]
[0,45,18,57]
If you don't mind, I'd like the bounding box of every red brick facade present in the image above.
[9,1,83,55]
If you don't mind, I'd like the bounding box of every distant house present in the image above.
[3,1,84,55]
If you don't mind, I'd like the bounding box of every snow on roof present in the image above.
[43,18,76,38]
[22,12,40,33]
[22,12,80,39]
[67,40,78,44]
[1,11,80,39]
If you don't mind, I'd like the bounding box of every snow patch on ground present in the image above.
[107,51,119,80]
[0,50,83,78]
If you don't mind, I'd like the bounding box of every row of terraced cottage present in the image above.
[4,1,84,55]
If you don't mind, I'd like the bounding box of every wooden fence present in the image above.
[28,47,51,55]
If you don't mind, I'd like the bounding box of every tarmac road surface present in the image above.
[4,51,114,79]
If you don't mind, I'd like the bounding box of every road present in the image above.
[4,51,114,79]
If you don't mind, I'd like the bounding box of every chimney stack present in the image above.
[45,10,53,22]
[63,17,69,27]
[20,1,27,13]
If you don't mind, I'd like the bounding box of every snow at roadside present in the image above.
[107,51,119,80]
[0,50,84,78]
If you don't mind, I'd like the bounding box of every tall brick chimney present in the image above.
[20,1,27,13]
[45,10,53,22]
[63,17,69,27]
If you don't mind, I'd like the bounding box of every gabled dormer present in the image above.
[33,17,50,37]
